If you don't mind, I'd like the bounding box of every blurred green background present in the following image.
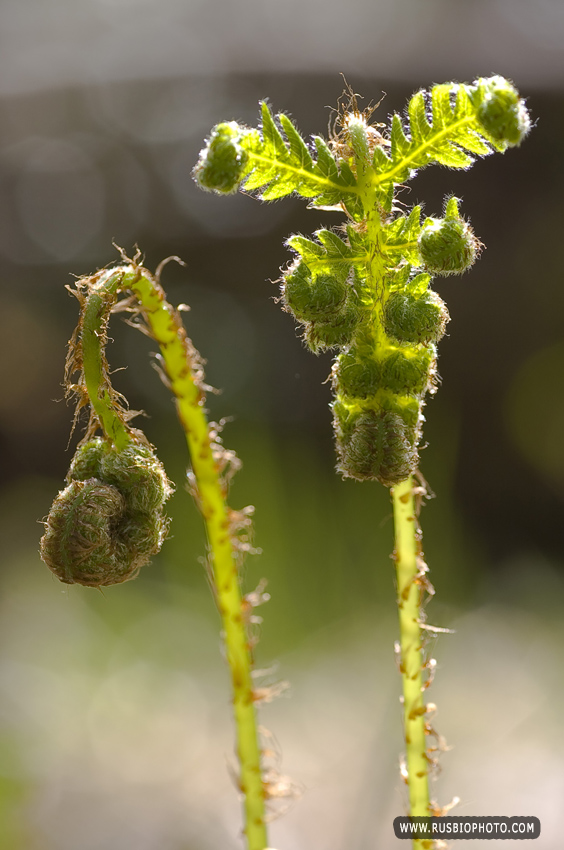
[1,1,564,848]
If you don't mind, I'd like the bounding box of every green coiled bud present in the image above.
[99,442,171,514]
[380,395,421,441]
[380,347,435,397]
[41,438,173,587]
[67,437,105,480]
[475,76,531,147]
[282,263,347,322]
[334,407,418,486]
[384,291,449,345]
[193,122,249,194]
[303,303,361,353]
[418,215,479,276]
[333,348,381,399]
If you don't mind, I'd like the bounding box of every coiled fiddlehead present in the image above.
[40,265,173,587]
[41,438,172,587]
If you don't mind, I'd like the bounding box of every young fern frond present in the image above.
[195,77,529,206]
[195,101,360,205]
[194,74,529,487]
[41,257,276,850]
[379,76,528,186]
[194,74,530,848]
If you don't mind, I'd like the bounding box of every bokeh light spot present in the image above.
[15,139,104,261]
[504,341,564,481]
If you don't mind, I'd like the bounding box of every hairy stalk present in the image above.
[120,265,268,850]
[43,259,269,850]
[393,477,432,848]
[80,280,133,451]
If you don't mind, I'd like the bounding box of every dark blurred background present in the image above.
[1,1,563,848]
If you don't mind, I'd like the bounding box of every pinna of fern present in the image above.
[193,75,530,487]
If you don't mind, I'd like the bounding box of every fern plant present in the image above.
[194,76,531,847]
[40,255,281,850]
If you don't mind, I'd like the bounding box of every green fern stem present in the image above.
[393,477,433,849]
[81,277,133,451]
[365,191,433,843]
[83,265,268,850]
[123,267,268,849]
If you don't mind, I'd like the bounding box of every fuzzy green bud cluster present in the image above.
[280,257,444,485]
[331,308,441,486]
[193,75,531,486]
[41,438,173,586]
[281,263,363,353]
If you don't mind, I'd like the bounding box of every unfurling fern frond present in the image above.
[193,75,531,845]
[42,256,282,850]
[375,76,530,187]
[194,74,530,485]
[194,102,360,205]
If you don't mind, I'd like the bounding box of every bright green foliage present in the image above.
[194,75,530,485]
[195,101,358,207]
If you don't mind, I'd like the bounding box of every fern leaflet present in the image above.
[239,103,360,203]
[372,80,518,187]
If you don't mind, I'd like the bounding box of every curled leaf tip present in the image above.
[41,437,173,587]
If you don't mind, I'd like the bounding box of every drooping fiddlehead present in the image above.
[41,437,172,586]
[41,256,281,850]
[41,267,173,587]
[194,76,530,845]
